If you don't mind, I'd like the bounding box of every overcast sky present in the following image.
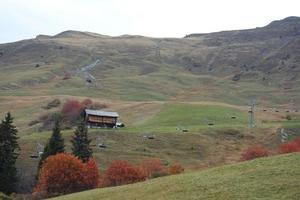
[0,0,299,43]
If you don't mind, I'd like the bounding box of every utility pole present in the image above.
[248,99,256,128]
[155,46,161,58]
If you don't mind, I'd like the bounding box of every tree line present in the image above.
[0,112,92,195]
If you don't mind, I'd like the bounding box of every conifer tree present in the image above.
[71,119,92,162]
[38,119,64,168]
[0,112,20,194]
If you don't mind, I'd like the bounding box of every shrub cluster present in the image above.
[101,160,147,187]
[140,158,168,178]
[38,99,107,130]
[34,154,185,197]
[61,99,84,123]
[60,99,107,124]
[100,159,184,188]
[34,153,99,198]
[278,137,300,154]
[168,163,185,175]
[241,136,300,161]
[241,145,269,161]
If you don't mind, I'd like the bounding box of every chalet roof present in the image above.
[85,109,119,117]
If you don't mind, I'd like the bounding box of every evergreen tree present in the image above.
[71,119,92,162]
[38,119,64,168]
[0,112,20,194]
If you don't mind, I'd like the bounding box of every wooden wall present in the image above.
[88,115,117,124]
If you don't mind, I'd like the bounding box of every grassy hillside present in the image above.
[1,96,298,135]
[0,17,300,105]
[140,103,247,128]
[12,98,299,193]
[0,16,299,194]
[51,153,300,200]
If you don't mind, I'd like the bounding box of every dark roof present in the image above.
[85,109,119,117]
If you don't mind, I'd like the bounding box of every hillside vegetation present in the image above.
[2,97,299,193]
[0,17,300,105]
[51,153,300,200]
[0,16,300,195]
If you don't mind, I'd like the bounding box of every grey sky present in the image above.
[0,0,299,43]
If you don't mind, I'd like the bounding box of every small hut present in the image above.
[85,109,119,128]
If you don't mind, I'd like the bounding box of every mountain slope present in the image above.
[51,153,300,200]
[0,17,299,105]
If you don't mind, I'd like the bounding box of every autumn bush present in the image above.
[295,137,300,146]
[61,99,107,123]
[34,153,99,197]
[168,163,184,175]
[38,99,108,131]
[83,159,99,188]
[241,145,269,161]
[61,100,84,123]
[102,160,147,187]
[278,137,300,154]
[140,158,168,178]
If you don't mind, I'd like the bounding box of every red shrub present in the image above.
[168,163,184,175]
[84,159,100,188]
[241,145,269,161]
[294,137,300,146]
[34,153,99,197]
[103,160,147,187]
[61,99,102,122]
[279,141,300,154]
[61,100,84,122]
[140,158,167,178]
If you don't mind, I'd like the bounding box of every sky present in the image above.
[0,0,299,43]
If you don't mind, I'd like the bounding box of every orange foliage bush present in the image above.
[84,159,100,188]
[34,153,99,197]
[102,160,147,187]
[168,163,184,175]
[140,158,167,178]
[241,145,269,161]
[279,139,300,154]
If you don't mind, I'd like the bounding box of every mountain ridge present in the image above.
[0,16,299,105]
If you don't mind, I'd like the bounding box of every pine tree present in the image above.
[71,119,92,162]
[38,119,64,168]
[0,112,20,194]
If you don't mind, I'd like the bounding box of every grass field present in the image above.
[1,96,298,135]
[50,153,300,200]
[139,103,248,129]
[0,95,299,193]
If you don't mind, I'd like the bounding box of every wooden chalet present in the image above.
[85,109,119,128]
